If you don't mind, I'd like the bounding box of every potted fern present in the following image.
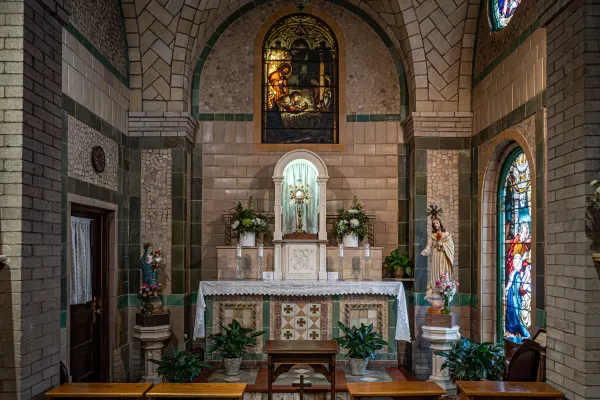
[384,249,412,278]
[335,322,387,376]
[208,319,265,375]
[435,337,504,382]
[150,348,211,383]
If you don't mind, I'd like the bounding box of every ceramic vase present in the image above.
[349,357,369,376]
[239,232,256,247]
[223,357,242,375]
[342,233,359,248]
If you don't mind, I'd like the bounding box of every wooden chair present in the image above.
[504,328,547,382]
[45,383,153,398]
[145,383,247,399]
[346,382,446,400]
[505,339,544,382]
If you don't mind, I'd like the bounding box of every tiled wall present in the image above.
[472,27,546,135]
[199,120,401,280]
[62,29,130,134]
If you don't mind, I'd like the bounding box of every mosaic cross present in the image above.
[284,331,293,339]
[284,305,293,313]
[310,305,319,314]
[297,318,306,327]
[309,331,319,340]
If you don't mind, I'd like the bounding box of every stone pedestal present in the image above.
[421,324,460,395]
[133,313,171,383]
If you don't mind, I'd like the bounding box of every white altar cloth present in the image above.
[193,280,411,342]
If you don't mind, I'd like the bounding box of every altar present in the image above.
[193,280,411,362]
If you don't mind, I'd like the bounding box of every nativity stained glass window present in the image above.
[262,14,338,144]
[489,0,522,31]
[498,148,532,344]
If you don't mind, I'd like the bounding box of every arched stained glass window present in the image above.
[262,14,338,144]
[498,148,532,343]
[489,0,522,32]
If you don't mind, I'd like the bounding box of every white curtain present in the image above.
[282,163,319,234]
[71,217,92,305]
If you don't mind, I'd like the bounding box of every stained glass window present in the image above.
[489,0,522,32]
[262,14,338,144]
[498,148,532,344]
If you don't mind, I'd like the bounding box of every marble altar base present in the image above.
[421,324,460,395]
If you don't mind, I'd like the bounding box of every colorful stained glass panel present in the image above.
[498,149,532,343]
[489,0,522,31]
[262,14,338,144]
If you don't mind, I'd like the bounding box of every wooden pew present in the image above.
[145,383,247,399]
[456,381,564,399]
[45,383,152,398]
[346,382,446,400]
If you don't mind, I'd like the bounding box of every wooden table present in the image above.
[45,383,152,398]
[145,383,247,399]
[264,340,337,400]
[347,382,446,400]
[456,381,564,399]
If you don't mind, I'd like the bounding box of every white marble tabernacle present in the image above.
[193,280,411,342]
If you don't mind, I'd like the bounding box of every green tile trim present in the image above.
[472,18,542,88]
[60,310,67,328]
[65,24,130,88]
[67,177,120,204]
[346,114,403,122]
[535,309,546,328]
[62,94,126,143]
[411,293,472,307]
[191,0,408,121]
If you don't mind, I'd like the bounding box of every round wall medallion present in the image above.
[91,146,106,173]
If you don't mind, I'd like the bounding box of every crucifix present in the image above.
[289,182,311,233]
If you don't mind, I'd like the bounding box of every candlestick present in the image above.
[257,243,264,280]
[236,243,242,279]
[364,243,370,259]
[258,243,264,258]
[338,243,344,259]
[236,243,242,258]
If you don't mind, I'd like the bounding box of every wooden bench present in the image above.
[346,382,446,400]
[145,383,247,399]
[456,381,564,399]
[45,383,152,398]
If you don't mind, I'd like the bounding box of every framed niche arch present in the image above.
[253,6,347,152]
[478,132,537,343]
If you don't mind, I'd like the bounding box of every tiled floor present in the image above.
[200,364,407,393]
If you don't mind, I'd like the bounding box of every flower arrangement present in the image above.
[230,197,269,236]
[138,283,161,314]
[331,196,369,241]
[436,272,458,314]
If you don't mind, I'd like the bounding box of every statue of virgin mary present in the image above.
[420,205,455,302]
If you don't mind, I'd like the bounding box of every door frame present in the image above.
[66,194,119,382]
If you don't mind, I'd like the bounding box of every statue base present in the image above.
[425,311,457,328]
[422,325,460,395]
[134,312,171,383]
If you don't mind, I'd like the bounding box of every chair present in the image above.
[505,339,544,382]
[59,361,69,384]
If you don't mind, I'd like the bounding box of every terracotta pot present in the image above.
[391,268,405,278]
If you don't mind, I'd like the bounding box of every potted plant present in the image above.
[384,249,412,278]
[208,319,265,375]
[435,337,504,382]
[150,348,211,383]
[335,322,387,376]
[138,283,162,314]
[332,196,369,247]
[231,197,269,247]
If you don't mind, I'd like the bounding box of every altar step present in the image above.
[197,366,409,394]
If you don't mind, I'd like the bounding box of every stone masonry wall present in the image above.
[0,0,72,398]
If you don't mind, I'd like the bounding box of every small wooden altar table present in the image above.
[264,340,337,400]
[456,381,564,399]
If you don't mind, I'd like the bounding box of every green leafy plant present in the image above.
[435,337,504,382]
[150,348,211,383]
[208,319,265,359]
[231,197,269,236]
[335,322,387,360]
[384,249,412,276]
[331,196,369,241]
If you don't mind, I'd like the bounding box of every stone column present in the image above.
[133,322,172,383]
[0,0,71,398]
[539,0,600,398]
[421,325,460,395]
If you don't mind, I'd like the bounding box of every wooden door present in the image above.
[70,207,109,382]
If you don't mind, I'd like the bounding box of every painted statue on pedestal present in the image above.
[420,205,455,307]
[140,242,164,314]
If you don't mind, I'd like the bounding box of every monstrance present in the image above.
[288,182,311,233]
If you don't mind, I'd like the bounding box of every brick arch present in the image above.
[189,0,412,120]
[478,129,536,343]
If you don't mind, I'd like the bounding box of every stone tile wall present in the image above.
[62,29,130,133]
[199,120,401,280]
[67,115,119,191]
[472,26,546,134]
